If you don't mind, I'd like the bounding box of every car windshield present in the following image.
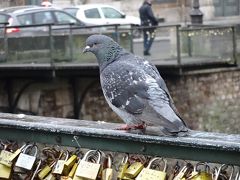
[84,8,100,18]
[101,7,123,18]
[64,8,78,17]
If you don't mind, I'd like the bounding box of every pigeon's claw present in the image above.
[115,123,146,131]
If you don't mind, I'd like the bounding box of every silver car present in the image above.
[0,6,85,37]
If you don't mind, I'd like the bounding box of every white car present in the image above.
[63,4,140,26]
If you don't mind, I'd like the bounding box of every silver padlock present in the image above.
[15,144,38,170]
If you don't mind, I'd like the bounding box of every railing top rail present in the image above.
[0,112,239,165]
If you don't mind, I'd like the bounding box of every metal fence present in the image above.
[0,23,238,66]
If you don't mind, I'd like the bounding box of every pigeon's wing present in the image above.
[134,56,184,121]
[101,62,149,116]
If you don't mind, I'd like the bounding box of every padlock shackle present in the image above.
[121,155,129,164]
[194,162,210,173]
[58,150,69,161]
[83,150,101,164]
[146,157,167,172]
[22,144,38,157]
[106,154,112,168]
[214,164,234,180]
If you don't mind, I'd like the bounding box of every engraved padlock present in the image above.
[0,144,14,167]
[15,144,38,170]
[52,150,69,175]
[102,154,113,180]
[190,162,212,180]
[136,157,167,180]
[0,143,16,179]
[124,160,144,178]
[74,150,102,180]
[118,155,130,179]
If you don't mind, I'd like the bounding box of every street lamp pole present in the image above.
[190,0,203,24]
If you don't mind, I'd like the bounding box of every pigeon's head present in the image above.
[83,34,122,69]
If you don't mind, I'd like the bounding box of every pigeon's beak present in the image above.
[83,45,90,53]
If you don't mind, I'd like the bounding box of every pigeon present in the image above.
[83,34,188,136]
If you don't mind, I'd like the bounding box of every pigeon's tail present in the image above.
[161,126,189,137]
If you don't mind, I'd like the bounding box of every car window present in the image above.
[102,7,123,19]
[17,14,33,25]
[54,11,78,24]
[34,11,53,24]
[84,8,100,18]
[0,14,10,23]
[64,8,78,17]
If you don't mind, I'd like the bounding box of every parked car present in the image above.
[63,4,141,37]
[0,6,85,37]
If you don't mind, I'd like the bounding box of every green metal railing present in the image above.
[0,113,239,165]
[0,22,238,66]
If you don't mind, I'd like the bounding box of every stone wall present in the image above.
[0,68,239,134]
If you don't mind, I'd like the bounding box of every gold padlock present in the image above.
[0,163,12,179]
[38,161,56,180]
[52,150,69,175]
[63,154,78,176]
[74,150,102,180]
[136,157,167,180]
[0,148,14,167]
[15,144,38,170]
[118,155,130,179]
[0,143,15,179]
[102,154,113,180]
[190,163,212,180]
[124,161,144,178]
[9,144,26,162]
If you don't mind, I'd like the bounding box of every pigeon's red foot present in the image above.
[116,123,146,130]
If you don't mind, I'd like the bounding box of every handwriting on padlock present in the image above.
[0,150,13,167]
[76,160,101,178]
[15,153,36,170]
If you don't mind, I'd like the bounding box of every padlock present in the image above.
[0,163,12,179]
[63,154,78,176]
[168,162,180,180]
[118,155,130,179]
[15,144,38,170]
[214,164,234,180]
[235,168,240,180]
[74,150,102,180]
[0,143,15,179]
[102,154,113,180]
[0,147,14,167]
[190,162,212,180]
[38,161,56,180]
[173,163,193,180]
[29,159,42,180]
[52,150,69,175]
[68,158,80,178]
[44,173,56,180]
[136,157,167,180]
[9,144,27,162]
[124,161,144,178]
